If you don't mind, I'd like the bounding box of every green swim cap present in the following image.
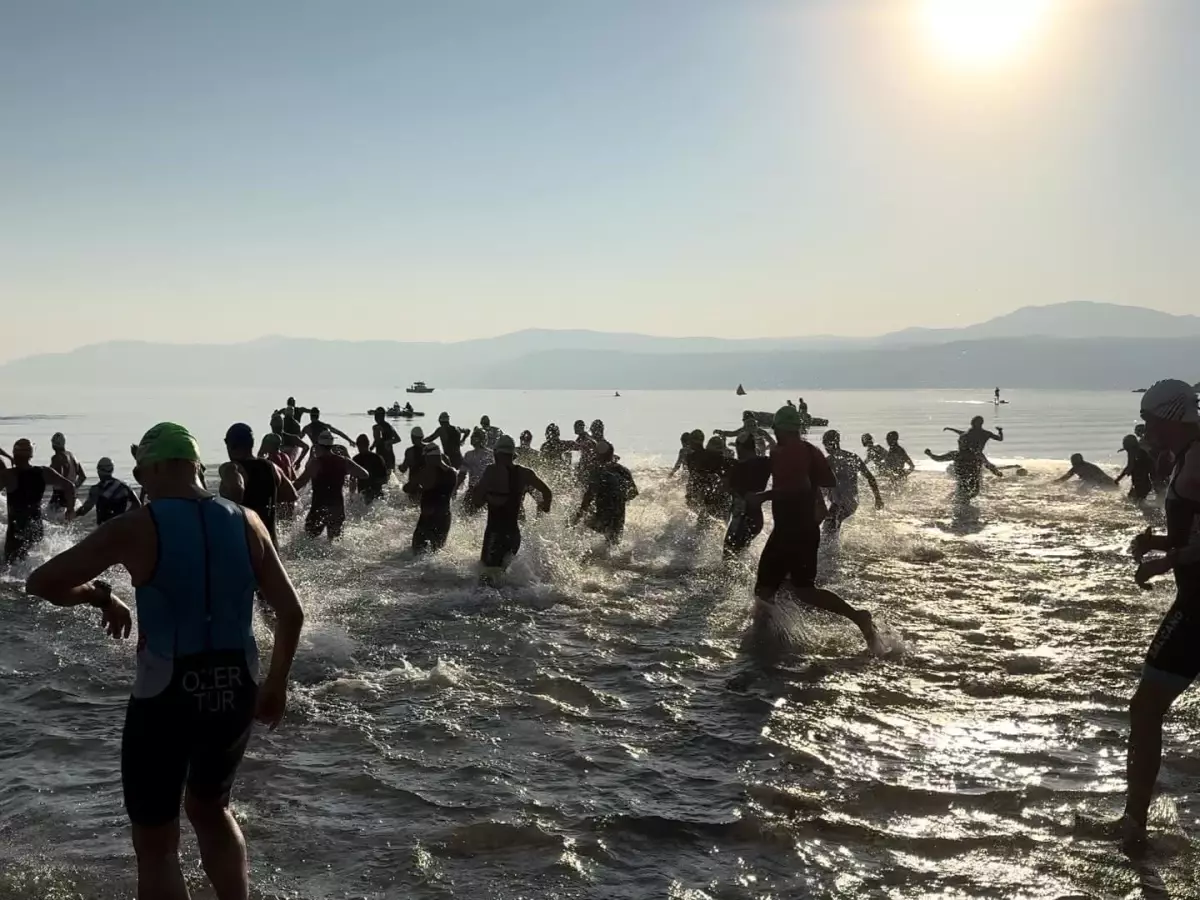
[773,406,803,432]
[136,422,202,466]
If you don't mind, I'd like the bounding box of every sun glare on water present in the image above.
[919,0,1054,70]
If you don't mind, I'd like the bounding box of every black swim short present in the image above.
[305,505,345,539]
[754,527,821,600]
[1144,590,1200,690]
[481,524,522,569]
[122,652,257,827]
[4,519,44,566]
[724,507,764,556]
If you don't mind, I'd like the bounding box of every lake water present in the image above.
[3,387,1195,899]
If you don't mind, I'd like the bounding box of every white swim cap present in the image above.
[316,430,335,447]
[1141,379,1199,424]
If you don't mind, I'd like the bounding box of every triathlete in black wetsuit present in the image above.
[723,432,772,557]
[881,431,916,482]
[75,458,141,525]
[352,435,389,505]
[399,426,427,501]
[1116,380,1200,849]
[685,437,732,522]
[1117,434,1155,502]
[573,441,638,545]
[1,439,76,564]
[425,413,469,468]
[412,443,458,555]
[473,436,552,575]
[372,408,402,472]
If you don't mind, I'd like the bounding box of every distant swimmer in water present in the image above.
[293,432,369,540]
[412,443,459,555]
[723,432,772,557]
[351,434,389,506]
[48,432,87,513]
[745,407,882,657]
[221,423,298,548]
[1,439,77,565]
[881,431,916,482]
[76,457,141,526]
[995,387,1001,404]
[573,440,638,546]
[821,430,884,534]
[1055,454,1118,490]
[25,422,304,900]
[301,408,353,446]
[861,433,888,471]
[472,435,553,579]
[1117,434,1154,503]
[1111,379,1200,851]
[371,408,402,473]
[425,413,470,469]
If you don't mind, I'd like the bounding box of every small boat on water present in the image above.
[406,381,435,394]
[369,404,425,418]
[736,384,746,396]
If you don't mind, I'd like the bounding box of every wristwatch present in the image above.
[88,580,114,610]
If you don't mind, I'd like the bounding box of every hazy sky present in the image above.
[3,0,1198,360]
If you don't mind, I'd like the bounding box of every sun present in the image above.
[919,0,1054,70]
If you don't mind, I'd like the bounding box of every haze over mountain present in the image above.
[2,302,1196,390]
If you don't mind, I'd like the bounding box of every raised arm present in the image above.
[925,449,956,463]
[943,426,965,436]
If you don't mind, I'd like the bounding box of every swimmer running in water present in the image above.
[881,431,916,482]
[351,434,389,505]
[76,458,141,526]
[821,430,884,534]
[220,424,298,548]
[744,407,882,656]
[723,432,772,557]
[1055,454,1118,489]
[48,432,87,513]
[1117,434,1155,503]
[1,439,77,565]
[1110,380,1200,851]
[472,435,553,579]
[412,443,459,555]
[424,413,470,469]
[573,440,638,546]
[25,422,304,900]
[861,434,888,471]
[371,408,402,473]
[293,432,369,540]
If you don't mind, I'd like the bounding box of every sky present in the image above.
[3,0,1199,361]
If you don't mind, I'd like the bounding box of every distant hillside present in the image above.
[0,302,1196,389]
[881,301,1200,346]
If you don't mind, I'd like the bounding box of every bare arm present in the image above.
[925,449,956,463]
[244,510,303,712]
[26,514,136,610]
[328,425,354,443]
[293,456,317,491]
[989,428,1005,443]
[943,427,965,436]
[275,466,298,504]
[858,459,883,505]
[1055,468,1077,483]
[219,462,246,503]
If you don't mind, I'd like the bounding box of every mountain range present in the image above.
[3,302,1197,390]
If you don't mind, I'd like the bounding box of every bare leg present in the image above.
[132,820,189,900]
[1123,680,1180,829]
[796,586,880,652]
[185,793,249,900]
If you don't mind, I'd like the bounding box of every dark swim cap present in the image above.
[225,423,254,448]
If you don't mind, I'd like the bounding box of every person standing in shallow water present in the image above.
[1110,380,1200,851]
[412,443,459,555]
[24,422,304,900]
